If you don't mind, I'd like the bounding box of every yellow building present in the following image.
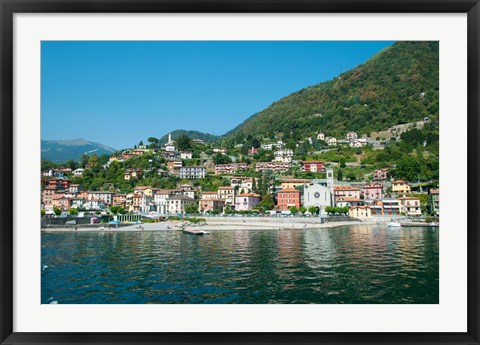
[391,180,411,195]
[348,206,372,220]
[280,179,310,190]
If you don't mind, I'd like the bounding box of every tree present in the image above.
[41,209,46,216]
[299,206,307,214]
[53,207,62,216]
[339,158,346,168]
[184,205,198,214]
[147,137,159,148]
[69,208,78,216]
[88,154,100,170]
[80,154,89,169]
[337,169,343,181]
[289,206,299,215]
[176,135,192,151]
[260,194,275,210]
[139,140,144,146]
[213,153,232,165]
[308,206,319,215]
[65,160,77,170]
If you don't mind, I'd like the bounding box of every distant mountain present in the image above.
[158,130,219,145]
[225,41,439,139]
[41,139,116,163]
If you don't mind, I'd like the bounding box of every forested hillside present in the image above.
[225,41,438,140]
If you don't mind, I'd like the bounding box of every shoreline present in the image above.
[41,219,378,232]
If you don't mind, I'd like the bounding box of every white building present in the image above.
[303,181,332,217]
[180,152,193,159]
[274,149,293,163]
[166,196,196,214]
[349,138,368,148]
[179,166,206,179]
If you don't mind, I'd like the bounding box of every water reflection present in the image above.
[42,225,438,304]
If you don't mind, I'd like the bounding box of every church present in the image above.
[303,169,334,217]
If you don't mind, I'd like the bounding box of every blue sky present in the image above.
[41,41,394,149]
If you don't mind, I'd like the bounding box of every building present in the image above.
[317,132,325,141]
[230,177,253,193]
[248,147,259,154]
[154,190,176,214]
[373,169,388,181]
[214,163,248,175]
[180,152,192,159]
[279,179,310,190]
[363,183,384,200]
[398,197,422,216]
[381,198,401,215]
[273,149,293,163]
[72,168,84,177]
[333,186,361,204]
[87,191,114,207]
[234,193,261,211]
[199,198,225,214]
[255,161,291,172]
[325,137,337,146]
[167,160,183,174]
[303,180,332,217]
[165,133,176,152]
[349,206,372,219]
[349,138,368,148]
[213,148,228,154]
[179,166,206,179]
[337,197,364,208]
[42,186,57,210]
[124,168,141,180]
[391,180,411,195]
[218,186,235,205]
[276,188,301,210]
[166,195,196,214]
[429,189,440,215]
[346,131,358,141]
[364,199,384,216]
[112,193,126,207]
[201,191,219,199]
[302,161,325,172]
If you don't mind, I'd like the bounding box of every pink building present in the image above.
[234,193,261,211]
[363,183,384,200]
[373,169,388,181]
[333,186,361,204]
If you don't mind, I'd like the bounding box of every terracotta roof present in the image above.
[392,180,408,184]
[343,197,363,202]
[219,186,234,190]
[334,186,360,191]
[202,191,218,194]
[279,188,300,193]
[236,193,260,197]
[430,189,440,194]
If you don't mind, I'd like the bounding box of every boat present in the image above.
[387,221,402,227]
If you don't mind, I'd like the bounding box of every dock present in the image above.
[401,222,439,227]
[182,228,210,235]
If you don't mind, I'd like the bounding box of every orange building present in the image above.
[276,188,301,210]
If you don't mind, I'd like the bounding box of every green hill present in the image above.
[225,41,438,140]
[158,130,219,145]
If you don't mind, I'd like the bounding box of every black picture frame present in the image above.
[1,1,479,344]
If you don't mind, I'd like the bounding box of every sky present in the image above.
[41,41,394,149]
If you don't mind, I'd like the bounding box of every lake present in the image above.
[41,225,439,304]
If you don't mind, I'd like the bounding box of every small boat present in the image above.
[387,221,402,227]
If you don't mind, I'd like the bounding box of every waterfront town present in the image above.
[41,130,440,225]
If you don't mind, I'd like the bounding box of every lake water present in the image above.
[41,225,439,304]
